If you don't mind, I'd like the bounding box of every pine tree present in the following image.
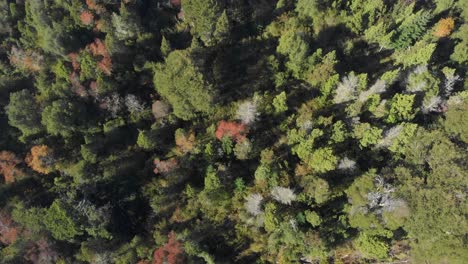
[392,11,431,49]
[111,3,140,40]
[160,36,171,57]
[153,50,214,120]
[393,41,436,67]
[214,10,231,44]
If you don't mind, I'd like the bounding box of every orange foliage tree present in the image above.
[433,17,455,37]
[0,211,18,245]
[0,151,24,183]
[9,47,43,72]
[26,145,53,174]
[87,39,112,75]
[86,0,106,14]
[153,232,184,264]
[80,11,94,25]
[215,121,247,142]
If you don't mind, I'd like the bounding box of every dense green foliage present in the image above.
[0,0,466,263]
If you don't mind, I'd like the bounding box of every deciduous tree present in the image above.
[0,151,24,183]
[153,232,184,264]
[26,145,53,174]
[215,121,247,142]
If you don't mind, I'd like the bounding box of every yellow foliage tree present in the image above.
[433,17,455,37]
[175,129,196,155]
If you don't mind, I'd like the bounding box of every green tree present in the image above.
[386,94,416,123]
[41,99,85,137]
[6,89,43,138]
[44,200,83,241]
[254,164,279,190]
[306,50,337,87]
[154,50,214,120]
[444,98,468,143]
[387,123,418,155]
[183,0,221,45]
[136,129,158,150]
[273,91,288,113]
[234,139,252,160]
[264,202,279,232]
[353,123,383,148]
[277,31,309,77]
[22,0,75,55]
[403,188,467,263]
[364,21,394,50]
[330,120,348,143]
[449,24,468,64]
[198,166,230,222]
[355,232,389,260]
[306,147,337,173]
[304,210,321,227]
[345,0,386,34]
[300,176,330,204]
[160,36,171,57]
[213,10,231,44]
[11,202,45,234]
[391,11,430,49]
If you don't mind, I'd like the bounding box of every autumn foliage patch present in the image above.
[153,232,184,264]
[215,121,247,142]
[85,0,106,14]
[9,47,43,72]
[80,11,94,25]
[68,53,80,70]
[153,158,178,175]
[26,145,53,174]
[87,38,112,75]
[0,151,24,183]
[0,212,18,245]
[433,17,455,37]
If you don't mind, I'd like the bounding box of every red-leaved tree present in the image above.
[25,238,58,264]
[87,38,112,75]
[68,53,80,70]
[80,11,94,25]
[69,72,88,97]
[153,158,178,175]
[153,232,184,264]
[0,211,18,245]
[85,0,106,14]
[0,151,24,183]
[9,47,43,72]
[215,121,247,142]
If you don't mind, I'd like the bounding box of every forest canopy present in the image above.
[0,0,466,263]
